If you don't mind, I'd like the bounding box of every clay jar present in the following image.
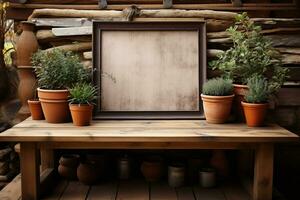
[77,160,100,185]
[141,156,164,182]
[28,99,44,120]
[38,88,71,123]
[69,104,93,126]
[242,102,268,127]
[199,168,216,188]
[168,163,185,187]
[58,154,80,180]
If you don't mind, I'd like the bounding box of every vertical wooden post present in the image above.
[253,143,274,200]
[20,142,40,200]
[40,145,54,171]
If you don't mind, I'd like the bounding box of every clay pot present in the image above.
[141,156,163,182]
[168,164,185,187]
[233,84,249,122]
[38,88,70,123]
[77,161,100,185]
[58,154,80,180]
[28,99,44,120]
[16,21,39,67]
[242,102,268,127]
[199,168,216,188]
[17,67,36,116]
[69,104,93,126]
[201,94,234,124]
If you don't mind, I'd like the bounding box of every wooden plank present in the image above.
[60,181,90,200]
[150,182,177,200]
[278,88,300,106]
[20,142,40,200]
[176,187,195,200]
[52,26,92,36]
[0,174,21,200]
[253,144,274,200]
[221,182,250,200]
[42,180,69,200]
[40,146,54,171]
[193,187,226,200]
[30,18,92,27]
[116,180,149,200]
[87,182,117,200]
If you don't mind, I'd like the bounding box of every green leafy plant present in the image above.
[32,49,90,90]
[244,75,270,104]
[209,12,288,93]
[202,78,233,96]
[69,83,97,105]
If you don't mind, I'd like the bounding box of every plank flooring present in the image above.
[40,179,251,200]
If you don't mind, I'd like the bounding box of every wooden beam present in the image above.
[20,142,40,200]
[52,26,92,36]
[44,42,92,52]
[30,18,92,27]
[253,144,274,200]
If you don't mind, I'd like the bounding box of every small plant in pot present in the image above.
[201,78,234,124]
[210,12,288,120]
[242,75,270,127]
[32,49,89,123]
[69,83,96,126]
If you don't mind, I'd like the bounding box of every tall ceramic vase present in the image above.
[16,21,39,117]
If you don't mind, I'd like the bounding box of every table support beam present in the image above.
[253,143,274,200]
[20,142,40,200]
[40,145,54,171]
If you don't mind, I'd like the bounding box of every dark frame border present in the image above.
[92,21,207,119]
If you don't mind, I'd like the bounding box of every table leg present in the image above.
[40,145,54,171]
[20,142,40,200]
[253,143,274,200]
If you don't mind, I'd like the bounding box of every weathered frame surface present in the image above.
[92,21,206,119]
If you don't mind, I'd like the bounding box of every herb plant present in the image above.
[69,83,97,105]
[210,12,288,93]
[32,49,90,90]
[202,78,233,96]
[244,75,270,104]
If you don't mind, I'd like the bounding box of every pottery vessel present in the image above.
[201,94,234,124]
[233,84,249,122]
[69,104,93,126]
[168,164,185,187]
[242,102,268,127]
[28,99,44,120]
[141,156,164,182]
[58,154,80,180]
[16,21,39,67]
[38,88,70,123]
[77,161,100,185]
[199,168,216,188]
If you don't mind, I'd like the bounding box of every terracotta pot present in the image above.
[242,102,268,127]
[28,99,44,120]
[38,88,70,123]
[141,156,163,182]
[77,161,100,185]
[233,84,249,122]
[58,154,80,180]
[16,21,39,67]
[69,104,93,126]
[17,67,36,116]
[201,94,234,124]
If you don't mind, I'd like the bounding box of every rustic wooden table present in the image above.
[0,118,298,200]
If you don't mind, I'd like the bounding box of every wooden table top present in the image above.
[0,118,298,143]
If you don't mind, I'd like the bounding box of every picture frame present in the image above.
[92,20,206,119]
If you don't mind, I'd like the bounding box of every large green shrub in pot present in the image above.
[210,12,288,94]
[31,49,90,123]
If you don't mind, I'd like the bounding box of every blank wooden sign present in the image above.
[93,21,206,119]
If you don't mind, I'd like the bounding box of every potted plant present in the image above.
[242,76,270,127]
[201,78,234,124]
[210,12,288,120]
[32,49,89,123]
[69,83,96,126]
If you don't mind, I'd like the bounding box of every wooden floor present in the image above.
[41,179,251,200]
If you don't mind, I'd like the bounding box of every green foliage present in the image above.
[245,75,270,103]
[32,49,90,90]
[69,83,97,105]
[202,78,233,96]
[209,12,288,93]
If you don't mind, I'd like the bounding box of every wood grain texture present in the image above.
[60,181,90,200]
[87,182,117,200]
[116,180,149,200]
[193,187,226,200]
[0,118,297,143]
[100,30,199,112]
[151,182,177,200]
